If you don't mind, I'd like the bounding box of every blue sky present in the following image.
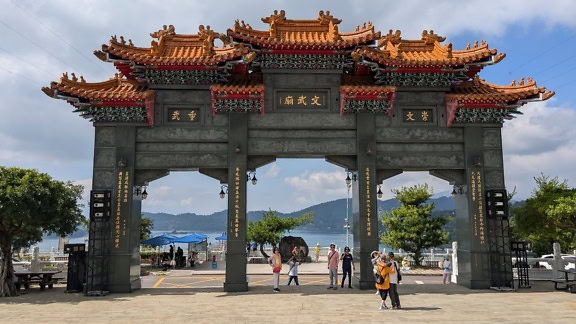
[1,0,575,215]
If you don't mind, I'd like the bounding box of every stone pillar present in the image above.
[552,242,562,280]
[31,247,40,272]
[456,126,491,289]
[108,126,140,293]
[352,113,379,289]
[224,113,248,292]
[451,241,458,283]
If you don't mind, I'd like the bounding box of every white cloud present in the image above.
[263,163,280,178]
[502,101,576,199]
[72,178,92,202]
[284,170,348,200]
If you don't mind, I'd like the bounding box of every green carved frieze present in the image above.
[214,99,262,113]
[75,106,148,123]
[259,54,345,69]
[342,100,391,113]
[454,108,522,124]
[137,69,229,85]
[374,71,466,87]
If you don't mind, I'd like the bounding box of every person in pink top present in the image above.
[327,243,339,290]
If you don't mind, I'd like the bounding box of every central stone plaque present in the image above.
[275,90,329,110]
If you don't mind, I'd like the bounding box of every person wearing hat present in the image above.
[387,252,401,309]
[314,243,321,262]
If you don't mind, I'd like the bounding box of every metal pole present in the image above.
[345,183,351,248]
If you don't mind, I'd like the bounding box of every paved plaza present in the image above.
[1,280,574,323]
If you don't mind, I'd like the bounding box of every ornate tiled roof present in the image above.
[42,73,155,125]
[447,76,555,104]
[42,73,153,103]
[353,30,505,68]
[210,76,264,94]
[227,10,380,49]
[95,25,251,66]
[340,76,396,94]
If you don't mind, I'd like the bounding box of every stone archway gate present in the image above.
[43,10,554,293]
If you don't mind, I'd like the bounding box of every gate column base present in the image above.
[456,278,491,289]
[224,251,248,292]
[224,282,249,292]
[352,276,376,290]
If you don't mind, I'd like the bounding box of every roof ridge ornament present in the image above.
[317,10,342,25]
[421,30,445,44]
[381,29,402,46]
[150,25,176,39]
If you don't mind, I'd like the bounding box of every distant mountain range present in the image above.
[143,196,456,233]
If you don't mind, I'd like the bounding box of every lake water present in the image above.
[36,230,388,252]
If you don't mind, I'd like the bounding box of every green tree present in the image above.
[511,175,576,255]
[140,216,154,240]
[380,184,450,267]
[247,210,314,258]
[0,167,84,297]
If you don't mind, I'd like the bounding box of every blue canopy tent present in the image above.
[171,233,207,244]
[215,234,227,241]
[140,233,178,246]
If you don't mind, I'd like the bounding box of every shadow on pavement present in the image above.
[399,307,441,311]
[0,281,563,304]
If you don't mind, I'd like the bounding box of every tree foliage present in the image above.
[140,216,154,240]
[247,210,314,258]
[0,166,84,297]
[511,174,576,255]
[380,184,450,266]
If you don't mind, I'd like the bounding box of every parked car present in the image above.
[538,254,576,270]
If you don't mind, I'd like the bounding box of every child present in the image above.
[287,256,300,285]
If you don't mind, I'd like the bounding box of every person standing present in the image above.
[251,242,258,256]
[387,252,401,309]
[287,256,300,285]
[314,243,321,262]
[442,256,452,284]
[176,247,183,267]
[340,246,354,288]
[327,243,339,290]
[375,255,395,310]
[371,251,381,295]
[269,247,282,292]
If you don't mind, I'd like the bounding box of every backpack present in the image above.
[375,272,385,285]
[375,264,386,285]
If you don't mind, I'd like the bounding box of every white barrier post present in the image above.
[552,242,562,279]
[30,246,41,272]
[451,241,458,283]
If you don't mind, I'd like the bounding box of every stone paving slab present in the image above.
[0,281,574,323]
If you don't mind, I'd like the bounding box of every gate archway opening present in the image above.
[139,171,227,289]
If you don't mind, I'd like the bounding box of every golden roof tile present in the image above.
[210,75,264,94]
[97,25,249,66]
[447,76,555,104]
[355,30,504,67]
[340,76,396,94]
[227,10,380,49]
[42,73,153,103]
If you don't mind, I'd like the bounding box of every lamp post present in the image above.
[345,182,351,248]
[344,171,355,248]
